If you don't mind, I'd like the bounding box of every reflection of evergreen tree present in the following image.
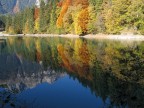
[1,37,144,108]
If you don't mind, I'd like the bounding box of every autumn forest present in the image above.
[1,0,144,35]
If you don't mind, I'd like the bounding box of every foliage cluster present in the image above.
[0,0,144,35]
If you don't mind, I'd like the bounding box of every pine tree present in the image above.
[128,0,144,34]
[5,15,12,32]
[24,8,34,33]
[39,0,47,32]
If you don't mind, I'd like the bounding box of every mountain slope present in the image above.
[0,0,36,14]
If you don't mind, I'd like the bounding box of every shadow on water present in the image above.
[0,37,144,108]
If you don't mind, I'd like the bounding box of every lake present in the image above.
[0,37,144,108]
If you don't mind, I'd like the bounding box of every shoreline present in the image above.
[0,33,144,41]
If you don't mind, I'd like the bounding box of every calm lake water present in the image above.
[0,37,144,108]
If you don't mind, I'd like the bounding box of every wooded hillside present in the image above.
[2,0,144,35]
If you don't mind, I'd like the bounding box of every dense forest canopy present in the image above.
[0,0,144,35]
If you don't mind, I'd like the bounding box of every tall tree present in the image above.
[39,0,47,32]
[24,8,34,33]
[56,0,72,28]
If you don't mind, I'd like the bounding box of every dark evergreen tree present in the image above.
[39,0,47,33]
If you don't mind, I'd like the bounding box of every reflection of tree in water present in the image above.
[0,37,144,108]
[68,70,144,108]
[57,38,93,80]
[56,38,144,108]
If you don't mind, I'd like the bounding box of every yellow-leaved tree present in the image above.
[78,8,89,34]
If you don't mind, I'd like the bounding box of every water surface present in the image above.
[0,37,144,108]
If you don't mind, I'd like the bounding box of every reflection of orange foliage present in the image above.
[57,44,74,72]
[34,8,39,20]
[77,40,91,80]
[78,8,89,33]
[73,0,89,9]
[57,43,92,81]
[76,65,92,80]
[56,0,72,28]
[79,40,90,65]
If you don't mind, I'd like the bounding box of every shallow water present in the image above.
[0,37,144,108]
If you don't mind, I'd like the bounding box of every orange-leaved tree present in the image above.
[78,8,89,34]
[56,0,72,28]
[72,0,89,9]
[34,7,40,20]
[73,0,89,34]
